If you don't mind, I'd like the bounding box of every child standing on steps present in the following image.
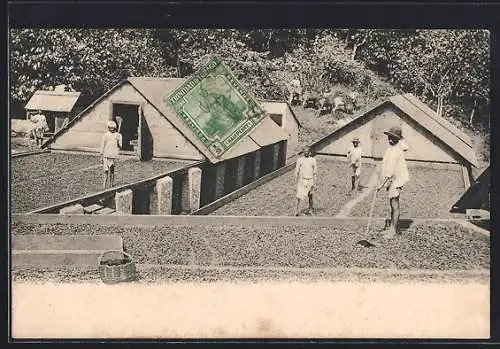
[376,126,410,239]
[100,120,122,190]
[346,137,362,192]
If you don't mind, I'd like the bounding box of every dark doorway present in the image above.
[200,163,217,206]
[243,153,256,185]
[139,110,154,161]
[113,103,139,151]
[224,158,239,195]
[132,185,153,214]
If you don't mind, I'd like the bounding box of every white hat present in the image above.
[107,120,117,129]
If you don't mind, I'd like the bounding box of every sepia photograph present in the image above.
[9,26,490,339]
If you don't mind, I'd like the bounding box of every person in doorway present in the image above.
[376,126,410,239]
[31,110,49,147]
[346,137,362,192]
[295,146,318,216]
[100,120,122,189]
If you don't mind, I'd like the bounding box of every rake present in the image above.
[356,188,378,248]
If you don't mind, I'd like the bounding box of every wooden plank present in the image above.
[84,204,104,214]
[95,207,116,215]
[462,164,471,190]
[12,213,466,228]
[10,149,51,158]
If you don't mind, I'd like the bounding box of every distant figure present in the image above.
[100,120,122,189]
[294,146,318,216]
[347,137,362,192]
[31,110,49,147]
[288,79,302,105]
[376,126,410,239]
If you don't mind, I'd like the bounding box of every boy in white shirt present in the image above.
[376,126,410,239]
[100,120,122,189]
[295,146,318,216]
[346,137,362,192]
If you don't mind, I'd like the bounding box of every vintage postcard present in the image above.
[9,20,491,340]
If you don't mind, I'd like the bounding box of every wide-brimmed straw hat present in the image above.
[107,120,117,129]
[352,137,360,143]
[384,126,402,140]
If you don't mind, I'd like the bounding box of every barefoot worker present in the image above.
[376,126,410,239]
[100,120,122,189]
[346,137,362,192]
[295,146,318,216]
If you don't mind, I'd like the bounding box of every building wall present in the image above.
[50,82,205,160]
[261,101,300,158]
[142,103,204,160]
[316,105,460,164]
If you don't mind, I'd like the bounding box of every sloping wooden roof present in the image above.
[312,93,478,167]
[44,77,288,163]
[25,90,81,112]
[389,94,477,167]
[451,166,490,213]
[259,99,302,128]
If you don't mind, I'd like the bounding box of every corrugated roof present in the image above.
[25,90,81,112]
[312,94,478,167]
[390,94,477,167]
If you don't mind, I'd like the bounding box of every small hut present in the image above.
[25,86,82,135]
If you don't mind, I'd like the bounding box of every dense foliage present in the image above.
[10,29,490,129]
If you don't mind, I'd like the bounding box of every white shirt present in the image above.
[347,145,362,166]
[381,142,410,188]
[295,156,317,180]
[101,131,122,159]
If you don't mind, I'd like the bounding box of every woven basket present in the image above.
[99,250,136,284]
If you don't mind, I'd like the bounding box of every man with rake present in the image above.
[376,126,410,239]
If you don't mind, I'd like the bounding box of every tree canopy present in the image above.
[10,28,490,129]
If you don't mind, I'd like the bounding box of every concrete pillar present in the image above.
[188,167,202,212]
[235,156,246,188]
[215,162,226,199]
[59,204,84,215]
[181,167,203,213]
[272,142,280,171]
[155,176,173,215]
[253,150,262,180]
[115,189,133,214]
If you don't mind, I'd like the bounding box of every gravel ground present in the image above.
[11,154,190,213]
[12,220,490,272]
[212,156,376,216]
[350,164,466,219]
[11,152,102,183]
[11,265,489,284]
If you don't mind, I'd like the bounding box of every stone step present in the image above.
[84,204,104,214]
[12,234,123,268]
[95,207,115,215]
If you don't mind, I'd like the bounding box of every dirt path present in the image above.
[12,281,489,339]
[335,170,378,218]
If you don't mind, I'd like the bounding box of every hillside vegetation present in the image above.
[10,29,490,165]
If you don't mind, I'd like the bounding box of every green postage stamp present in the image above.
[166,56,266,157]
